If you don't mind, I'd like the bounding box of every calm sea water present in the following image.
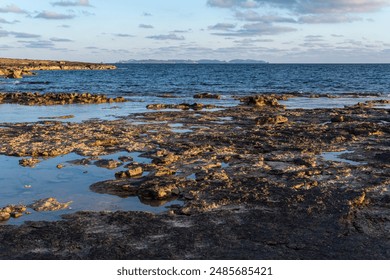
[0,64,389,123]
[1,64,390,97]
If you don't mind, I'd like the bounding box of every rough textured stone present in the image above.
[29,198,72,212]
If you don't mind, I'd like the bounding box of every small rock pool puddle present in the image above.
[320,151,366,165]
[0,151,180,225]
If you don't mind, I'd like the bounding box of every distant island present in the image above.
[117,59,268,64]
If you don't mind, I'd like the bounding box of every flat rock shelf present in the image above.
[0,94,389,259]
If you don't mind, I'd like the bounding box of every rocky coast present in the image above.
[0,58,116,78]
[0,92,389,259]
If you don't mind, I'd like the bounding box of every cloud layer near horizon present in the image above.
[0,0,389,62]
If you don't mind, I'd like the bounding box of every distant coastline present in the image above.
[117,59,268,64]
[0,57,116,79]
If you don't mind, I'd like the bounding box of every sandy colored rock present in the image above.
[0,212,11,222]
[29,198,72,212]
[19,158,41,167]
[94,159,122,169]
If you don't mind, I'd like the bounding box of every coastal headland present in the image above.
[0,57,116,79]
[0,87,389,259]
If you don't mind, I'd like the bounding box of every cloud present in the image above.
[233,38,274,44]
[208,23,236,30]
[172,29,192,33]
[212,22,296,37]
[19,40,55,49]
[139,24,154,29]
[50,37,73,42]
[304,35,324,42]
[298,14,362,24]
[112,33,134,38]
[0,17,19,24]
[35,11,76,20]
[143,12,152,16]
[0,44,11,49]
[58,24,71,28]
[146,33,185,40]
[0,30,41,38]
[207,0,390,14]
[235,10,296,23]
[51,0,92,7]
[208,0,259,8]
[0,4,28,14]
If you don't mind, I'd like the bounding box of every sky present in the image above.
[1,0,390,63]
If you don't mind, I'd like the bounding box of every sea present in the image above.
[0,63,389,123]
[1,63,389,224]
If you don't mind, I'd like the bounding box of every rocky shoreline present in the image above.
[0,92,126,106]
[0,58,116,78]
[0,93,389,259]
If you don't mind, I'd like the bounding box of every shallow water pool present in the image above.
[0,151,178,225]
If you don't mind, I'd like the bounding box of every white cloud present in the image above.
[212,22,296,37]
[208,23,236,30]
[0,30,41,38]
[208,0,390,14]
[51,0,92,8]
[0,17,19,24]
[139,24,154,29]
[0,4,28,14]
[35,11,76,20]
[146,33,185,40]
[50,37,73,42]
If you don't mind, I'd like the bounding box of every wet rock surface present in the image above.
[0,92,126,105]
[0,205,28,221]
[29,198,72,212]
[0,94,389,259]
[146,103,217,110]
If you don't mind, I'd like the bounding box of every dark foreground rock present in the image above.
[0,198,389,260]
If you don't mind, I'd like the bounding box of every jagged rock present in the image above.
[94,159,122,169]
[139,183,180,200]
[29,198,72,212]
[0,212,11,222]
[118,156,133,162]
[331,115,345,122]
[256,115,288,125]
[152,153,178,165]
[115,167,143,178]
[194,93,221,99]
[0,92,126,106]
[68,158,91,166]
[243,95,283,108]
[154,167,176,176]
[7,69,23,79]
[128,166,143,177]
[0,205,27,220]
[19,158,41,167]
[146,103,216,110]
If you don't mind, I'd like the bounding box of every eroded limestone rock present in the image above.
[29,198,72,212]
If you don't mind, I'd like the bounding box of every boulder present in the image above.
[7,69,23,79]
[94,159,122,169]
[29,198,72,212]
[194,93,221,99]
[256,115,288,125]
[0,212,11,222]
[19,158,41,167]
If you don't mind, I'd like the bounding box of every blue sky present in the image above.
[1,0,390,63]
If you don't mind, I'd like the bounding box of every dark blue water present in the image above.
[1,64,390,97]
